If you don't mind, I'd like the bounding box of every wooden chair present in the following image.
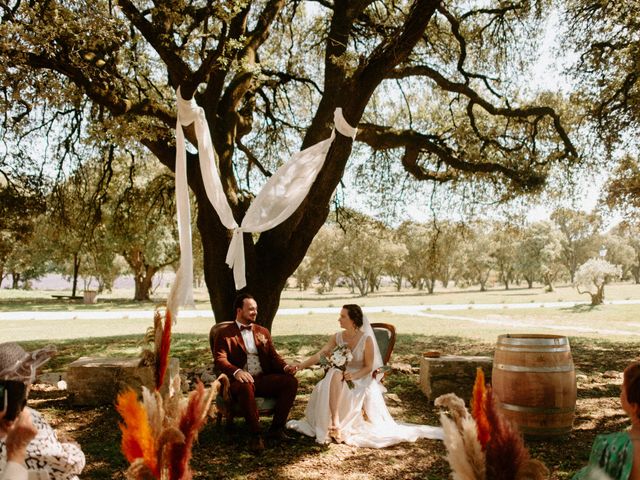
[209,322,276,427]
[370,323,396,380]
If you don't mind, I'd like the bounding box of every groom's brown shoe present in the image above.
[248,435,265,453]
[265,428,293,443]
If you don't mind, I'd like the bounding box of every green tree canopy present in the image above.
[1,0,579,328]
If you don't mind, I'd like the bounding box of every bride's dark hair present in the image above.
[342,304,363,328]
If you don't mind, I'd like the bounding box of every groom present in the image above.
[214,293,298,451]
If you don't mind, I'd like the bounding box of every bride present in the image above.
[286,304,443,447]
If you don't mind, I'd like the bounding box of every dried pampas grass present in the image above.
[436,369,549,480]
[117,377,220,480]
[484,386,529,480]
[441,413,478,480]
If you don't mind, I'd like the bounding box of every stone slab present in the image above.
[419,355,493,402]
[67,356,180,406]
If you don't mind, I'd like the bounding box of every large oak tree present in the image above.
[1,0,577,329]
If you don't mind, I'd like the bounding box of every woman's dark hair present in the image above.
[342,304,364,328]
[624,362,640,415]
[234,292,255,312]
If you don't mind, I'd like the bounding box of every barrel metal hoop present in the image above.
[498,337,568,346]
[500,402,575,414]
[495,363,574,373]
[519,425,574,436]
[496,346,570,353]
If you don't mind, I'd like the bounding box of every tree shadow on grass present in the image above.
[23,333,640,479]
[560,304,599,314]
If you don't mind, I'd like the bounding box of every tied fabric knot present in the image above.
[240,324,252,332]
[171,88,359,298]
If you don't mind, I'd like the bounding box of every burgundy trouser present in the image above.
[230,373,298,433]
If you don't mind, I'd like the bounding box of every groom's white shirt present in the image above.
[233,321,259,378]
[235,321,258,353]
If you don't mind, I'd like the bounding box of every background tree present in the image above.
[613,223,640,284]
[575,258,621,306]
[397,221,429,291]
[0,178,46,288]
[33,183,97,296]
[293,224,344,293]
[601,233,635,282]
[335,212,393,296]
[108,168,179,301]
[460,221,496,292]
[1,0,578,328]
[516,221,563,290]
[383,230,409,292]
[491,221,522,290]
[551,208,601,283]
[603,155,640,220]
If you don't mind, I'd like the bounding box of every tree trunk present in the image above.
[71,253,80,297]
[544,274,555,292]
[134,266,158,301]
[11,272,20,289]
[173,0,441,331]
[426,279,435,294]
[590,288,604,306]
[393,275,403,291]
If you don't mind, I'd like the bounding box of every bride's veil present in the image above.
[362,314,384,381]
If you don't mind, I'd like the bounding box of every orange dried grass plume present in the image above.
[155,309,172,391]
[116,388,158,477]
[471,367,491,449]
[484,385,529,480]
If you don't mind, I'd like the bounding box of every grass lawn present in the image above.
[21,331,639,480]
[3,283,640,479]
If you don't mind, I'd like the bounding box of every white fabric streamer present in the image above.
[171,88,357,312]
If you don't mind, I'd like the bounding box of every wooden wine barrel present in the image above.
[492,334,576,437]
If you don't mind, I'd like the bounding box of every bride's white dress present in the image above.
[286,331,443,447]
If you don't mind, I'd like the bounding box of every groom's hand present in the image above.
[284,364,298,375]
[234,370,254,383]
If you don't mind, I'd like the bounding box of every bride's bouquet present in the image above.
[320,344,354,389]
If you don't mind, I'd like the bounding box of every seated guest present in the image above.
[573,361,640,480]
[0,343,85,480]
[1,409,37,480]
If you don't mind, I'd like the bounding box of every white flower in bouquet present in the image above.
[321,344,354,389]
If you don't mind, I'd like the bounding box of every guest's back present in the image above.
[574,362,640,480]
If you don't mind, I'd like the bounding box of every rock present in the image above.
[200,372,217,384]
[391,363,413,374]
[419,355,493,402]
[385,393,402,404]
[67,356,180,406]
[36,372,66,385]
[603,370,621,379]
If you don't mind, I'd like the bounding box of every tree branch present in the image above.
[117,0,191,88]
[388,64,577,157]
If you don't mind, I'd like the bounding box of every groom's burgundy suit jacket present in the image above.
[214,322,288,379]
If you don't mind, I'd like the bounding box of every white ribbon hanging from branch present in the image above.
[168,87,357,315]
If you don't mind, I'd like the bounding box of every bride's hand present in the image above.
[343,371,354,382]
